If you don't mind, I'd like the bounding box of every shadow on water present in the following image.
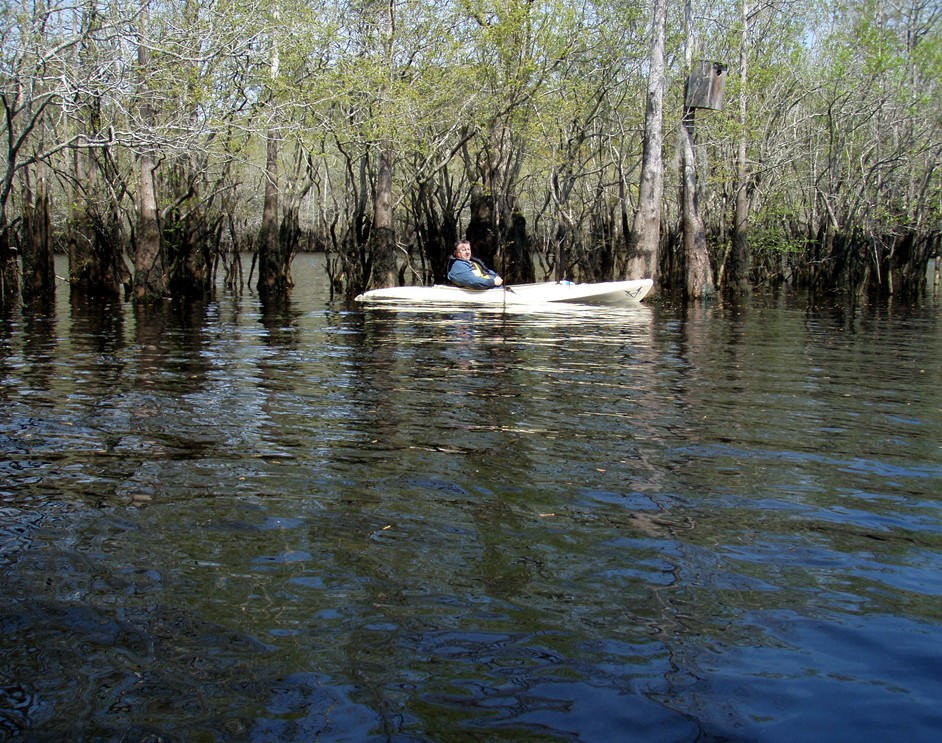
[1,255,941,741]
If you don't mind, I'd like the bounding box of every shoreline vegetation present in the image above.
[2,1,940,312]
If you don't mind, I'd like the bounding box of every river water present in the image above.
[1,254,941,742]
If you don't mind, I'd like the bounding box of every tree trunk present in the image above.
[681,0,714,300]
[627,0,667,285]
[728,0,751,294]
[68,145,126,298]
[682,105,714,299]
[503,207,532,282]
[0,222,17,313]
[133,146,165,302]
[370,147,397,288]
[411,173,459,284]
[67,146,97,294]
[132,26,164,303]
[256,5,290,298]
[465,124,532,283]
[20,168,55,308]
[465,143,498,269]
[731,180,750,291]
[0,171,17,310]
[257,129,290,295]
[466,185,495,268]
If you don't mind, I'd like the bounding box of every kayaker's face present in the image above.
[456,244,471,259]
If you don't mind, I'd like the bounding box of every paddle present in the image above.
[500,282,515,309]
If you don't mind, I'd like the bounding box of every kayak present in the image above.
[354,279,653,306]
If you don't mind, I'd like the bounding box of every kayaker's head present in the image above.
[453,240,472,259]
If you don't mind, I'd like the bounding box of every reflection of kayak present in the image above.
[355,279,653,306]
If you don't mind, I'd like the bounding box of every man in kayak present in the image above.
[447,240,504,289]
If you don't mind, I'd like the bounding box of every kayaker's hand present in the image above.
[494,276,503,286]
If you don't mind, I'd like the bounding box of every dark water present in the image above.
[2,255,941,742]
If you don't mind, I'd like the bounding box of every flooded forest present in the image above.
[2,0,940,311]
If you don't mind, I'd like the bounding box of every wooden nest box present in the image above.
[685,61,728,111]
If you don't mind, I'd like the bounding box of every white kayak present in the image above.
[354,279,653,306]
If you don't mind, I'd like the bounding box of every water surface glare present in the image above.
[1,255,941,742]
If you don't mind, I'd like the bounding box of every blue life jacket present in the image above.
[447,257,498,289]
